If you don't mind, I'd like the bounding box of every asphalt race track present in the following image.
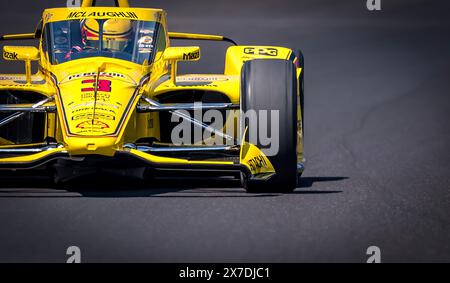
[0,0,449,262]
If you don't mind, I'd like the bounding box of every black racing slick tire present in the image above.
[240,59,298,193]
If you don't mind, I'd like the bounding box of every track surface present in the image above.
[0,0,449,262]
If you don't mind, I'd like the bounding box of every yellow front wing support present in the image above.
[0,148,70,170]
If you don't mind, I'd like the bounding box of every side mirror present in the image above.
[3,46,40,84]
[163,46,200,62]
[3,46,39,61]
[163,46,200,85]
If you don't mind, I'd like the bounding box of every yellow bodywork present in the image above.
[0,3,303,178]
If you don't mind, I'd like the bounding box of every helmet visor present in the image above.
[103,38,129,52]
[84,39,100,49]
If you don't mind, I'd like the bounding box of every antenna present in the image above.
[81,0,130,7]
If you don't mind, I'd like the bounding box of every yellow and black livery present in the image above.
[0,0,304,193]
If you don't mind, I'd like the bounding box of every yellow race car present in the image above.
[0,0,304,193]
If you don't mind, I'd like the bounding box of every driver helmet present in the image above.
[81,19,133,52]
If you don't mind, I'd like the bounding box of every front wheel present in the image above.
[240,59,299,193]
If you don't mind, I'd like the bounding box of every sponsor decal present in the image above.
[244,47,278,57]
[69,102,118,110]
[67,11,138,19]
[140,29,154,35]
[0,84,28,87]
[70,106,116,116]
[95,102,119,109]
[183,50,200,61]
[248,154,268,172]
[81,93,111,102]
[51,72,148,137]
[75,129,109,134]
[177,76,229,82]
[139,48,153,54]
[138,36,154,52]
[76,120,110,129]
[81,79,112,92]
[72,107,92,114]
[72,113,115,121]
[94,106,117,115]
[0,76,21,80]
[138,36,153,44]
[14,79,46,85]
[164,83,220,88]
[3,51,18,60]
[0,75,46,85]
[67,72,125,81]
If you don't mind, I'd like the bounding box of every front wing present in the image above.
[0,142,284,182]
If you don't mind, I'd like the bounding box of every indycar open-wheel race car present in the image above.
[0,0,304,193]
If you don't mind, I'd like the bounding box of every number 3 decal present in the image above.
[81,79,112,92]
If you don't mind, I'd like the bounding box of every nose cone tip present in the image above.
[86,143,98,151]
[66,138,118,156]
